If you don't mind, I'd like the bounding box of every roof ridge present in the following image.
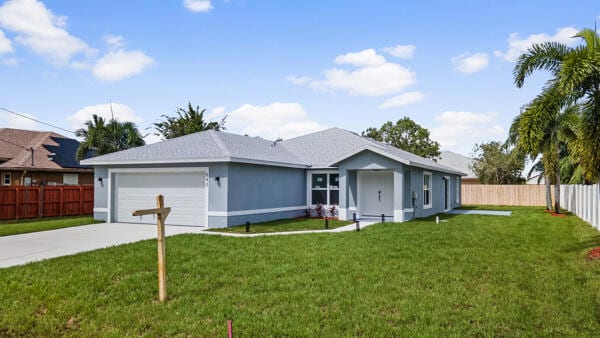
[209,131,231,157]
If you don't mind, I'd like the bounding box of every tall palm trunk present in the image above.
[545,175,552,210]
[554,171,561,213]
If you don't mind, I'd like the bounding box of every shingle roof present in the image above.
[437,150,476,178]
[81,130,306,167]
[0,128,90,171]
[82,127,466,175]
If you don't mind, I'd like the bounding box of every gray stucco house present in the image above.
[82,128,465,228]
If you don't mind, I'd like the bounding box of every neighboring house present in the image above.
[436,150,479,184]
[0,128,93,186]
[82,128,465,228]
[526,170,545,185]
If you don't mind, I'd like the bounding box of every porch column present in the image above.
[338,169,348,220]
[393,168,403,222]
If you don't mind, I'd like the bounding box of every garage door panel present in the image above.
[114,172,206,226]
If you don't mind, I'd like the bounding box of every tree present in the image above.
[154,102,226,140]
[76,114,145,160]
[507,102,580,212]
[362,117,441,159]
[513,28,600,182]
[470,141,525,184]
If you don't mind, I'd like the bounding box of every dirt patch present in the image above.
[551,213,567,218]
[587,247,600,260]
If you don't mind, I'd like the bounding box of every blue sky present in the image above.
[0,0,597,155]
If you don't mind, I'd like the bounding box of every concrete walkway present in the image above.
[447,209,512,216]
[0,220,376,268]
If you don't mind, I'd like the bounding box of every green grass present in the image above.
[207,217,353,234]
[2,207,600,336]
[0,216,102,237]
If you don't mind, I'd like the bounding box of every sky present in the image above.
[0,0,597,156]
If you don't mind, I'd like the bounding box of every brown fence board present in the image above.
[0,185,94,220]
[461,184,554,206]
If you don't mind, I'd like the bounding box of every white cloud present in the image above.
[285,75,312,85]
[103,34,125,50]
[0,0,94,65]
[0,29,12,54]
[0,110,40,129]
[183,0,213,13]
[494,26,579,62]
[300,49,416,97]
[212,102,326,140]
[66,103,143,130]
[430,111,505,155]
[334,48,386,67]
[452,52,489,73]
[383,44,415,59]
[1,57,18,66]
[206,106,226,120]
[378,91,425,109]
[92,50,154,82]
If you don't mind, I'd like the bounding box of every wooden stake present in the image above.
[156,195,167,302]
[132,195,171,302]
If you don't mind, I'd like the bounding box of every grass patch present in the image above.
[1,207,600,336]
[0,216,102,237]
[207,217,353,234]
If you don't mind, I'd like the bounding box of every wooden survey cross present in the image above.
[132,195,171,302]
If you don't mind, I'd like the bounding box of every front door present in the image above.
[359,171,394,217]
[443,177,450,211]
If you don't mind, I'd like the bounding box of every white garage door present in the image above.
[114,171,207,226]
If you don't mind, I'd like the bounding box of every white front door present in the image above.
[359,171,394,217]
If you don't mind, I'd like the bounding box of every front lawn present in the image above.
[0,216,102,237]
[207,217,353,234]
[1,207,600,336]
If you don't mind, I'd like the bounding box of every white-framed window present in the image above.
[2,172,10,186]
[310,172,339,205]
[423,172,432,209]
[63,174,79,185]
[455,177,460,203]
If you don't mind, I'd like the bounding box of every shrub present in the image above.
[315,203,325,218]
[329,205,337,218]
[304,208,312,218]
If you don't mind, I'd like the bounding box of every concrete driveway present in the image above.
[0,223,206,268]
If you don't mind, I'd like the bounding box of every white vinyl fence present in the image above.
[560,184,600,229]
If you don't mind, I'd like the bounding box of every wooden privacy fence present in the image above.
[0,185,94,220]
[560,184,600,229]
[461,184,554,206]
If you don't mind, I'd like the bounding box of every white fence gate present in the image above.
[560,184,600,229]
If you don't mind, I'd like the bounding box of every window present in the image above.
[63,174,79,185]
[423,172,432,209]
[2,172,10,186]
[310,172,339,205]
[455,177,460,203]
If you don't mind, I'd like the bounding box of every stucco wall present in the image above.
[227,163,306,211]
[408,167,461,219]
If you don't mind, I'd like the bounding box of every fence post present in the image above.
[15,186,19,221]
[592,184,599,229]
[38,186,43,218]
[59,187,63,217]
[79,185,83,215]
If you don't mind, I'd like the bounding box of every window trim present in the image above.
[423,171,432,209]
[308,170,339,206]
[2,172,10,186]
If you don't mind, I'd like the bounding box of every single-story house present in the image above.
[0,128,93,186]
[82,128,466,228]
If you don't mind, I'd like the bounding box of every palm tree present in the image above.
[76,114,145,160]
[514,28,600,182]
[154,102,226,140]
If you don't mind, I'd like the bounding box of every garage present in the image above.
[112,170,208,227]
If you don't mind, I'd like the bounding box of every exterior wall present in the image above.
[92,163,229,226]
[93,167,109,221]
[225,163,306,227]
[0,169,93,186]
[337,150,404,221]
[407,167,461,219]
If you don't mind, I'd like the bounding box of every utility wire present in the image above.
[0,107,76,135]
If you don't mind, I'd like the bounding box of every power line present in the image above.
[0,106,76,135]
